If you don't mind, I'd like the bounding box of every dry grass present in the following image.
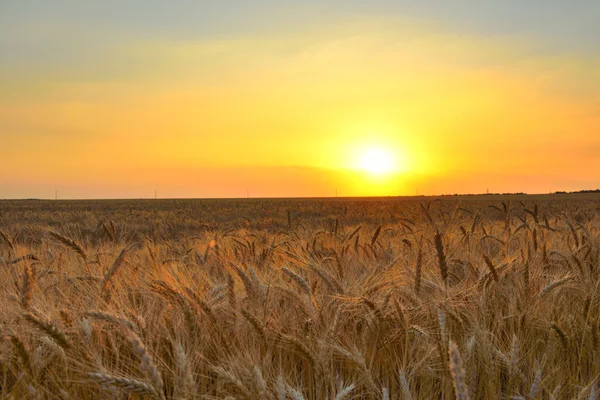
[0,194,599,399]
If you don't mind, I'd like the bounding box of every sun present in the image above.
[359,148,395,174]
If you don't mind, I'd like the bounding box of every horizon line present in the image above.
[2,189,600,202]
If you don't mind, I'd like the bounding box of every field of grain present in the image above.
[1,195,600,399]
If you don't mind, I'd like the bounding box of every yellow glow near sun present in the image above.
[327,124,413,178]
[360,148,394,174]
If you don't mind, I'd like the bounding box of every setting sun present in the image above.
[359,148,394,174]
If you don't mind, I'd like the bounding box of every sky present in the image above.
[1,1,599,198]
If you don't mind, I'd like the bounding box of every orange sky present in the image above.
[1,5,599,198]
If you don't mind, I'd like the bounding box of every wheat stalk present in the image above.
[482,254,499,282]
[281,267,311,295]
[241,307,267,341]
[129,334,165,399]
[89,372,161,398]
[23,312,71,349]
[9,334,33,376]
[101,247,129,294]
[85,310,138,332]
[415,240,423,294]
[20,265,34,310]
[0,229,15,253]
[48,230,87,264]
[434,232,448,285]
[449,341,470,400]
[212,366,253,399]
[334,383,355,400]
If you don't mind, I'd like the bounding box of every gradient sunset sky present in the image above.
[1,1,599,198]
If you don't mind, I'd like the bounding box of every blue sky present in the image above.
[2,1,599,54]
[2,1,599,90]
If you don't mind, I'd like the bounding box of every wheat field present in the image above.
[1,195,599,399]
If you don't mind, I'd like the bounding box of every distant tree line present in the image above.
[440,192,527,197]
[555,189,600,194]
